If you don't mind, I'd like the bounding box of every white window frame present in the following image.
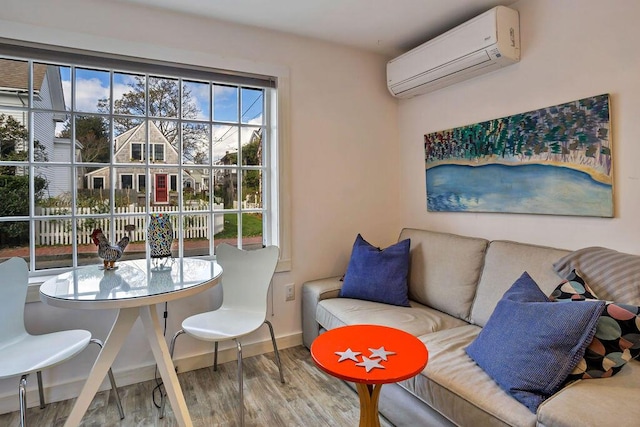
[0,38,291,290]
[152,143,164,162]
[131,143,144,161]
[137,173,145,191]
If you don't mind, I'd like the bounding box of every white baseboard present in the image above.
[0,332,302,415]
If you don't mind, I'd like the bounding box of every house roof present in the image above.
[113,121,179,158]
[0,58,47,91]
[86,121,186,179]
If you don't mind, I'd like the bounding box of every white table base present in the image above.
[64,306,192,427]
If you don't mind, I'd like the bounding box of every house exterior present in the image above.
[0,59,81,197]
[85,121,195,204]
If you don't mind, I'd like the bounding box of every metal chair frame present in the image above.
[159,244,284,426]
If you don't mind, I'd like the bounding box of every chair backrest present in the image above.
[0,257,29,344]
[216,244,279,315]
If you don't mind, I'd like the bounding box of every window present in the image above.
[0,42,279,272]
[153,143,164,162]
[121,175,133,190]
[131,143,143,161]
[93,177,104,189]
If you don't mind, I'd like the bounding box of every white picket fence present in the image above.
[37,204,224,246]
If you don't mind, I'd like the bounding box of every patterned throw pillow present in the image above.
[549,269,599,301]
[551,269,640,382]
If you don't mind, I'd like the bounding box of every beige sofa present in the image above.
[301,228,640,427]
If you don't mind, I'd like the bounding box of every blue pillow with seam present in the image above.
[466,272,605,413]
[339,234,411,307]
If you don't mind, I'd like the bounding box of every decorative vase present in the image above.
[148,214,174,267]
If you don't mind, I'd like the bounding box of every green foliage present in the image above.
[60,115,110,163]
[0,115,49,246]
[0,175,47,245]
[241,133,262,198]
[0,114,48,173]
[0,114,28,160]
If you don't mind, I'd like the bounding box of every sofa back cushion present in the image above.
[470,240,570,327]
[399,228,488,321]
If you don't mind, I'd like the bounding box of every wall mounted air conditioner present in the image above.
[387,5,520,98]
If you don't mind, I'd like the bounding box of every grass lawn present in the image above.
[214,213,262,238]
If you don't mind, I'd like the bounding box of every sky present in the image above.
[59,67,263,161]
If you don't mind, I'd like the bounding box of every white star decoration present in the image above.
[368,346,396,361]
[334,345,398,372]
[335,348,361,362]
[356,356,385,372]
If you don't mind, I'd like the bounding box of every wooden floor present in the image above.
[0,345,393,426]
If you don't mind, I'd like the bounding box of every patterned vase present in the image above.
[148,213,174,259]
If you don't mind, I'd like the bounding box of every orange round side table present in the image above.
[310,324,428,427]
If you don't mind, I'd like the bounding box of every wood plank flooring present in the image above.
[0,345,393,426]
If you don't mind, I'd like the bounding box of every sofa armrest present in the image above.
[301,276,343,349]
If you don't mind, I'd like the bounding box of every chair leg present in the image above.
[36,371,45,409]
[213,341,218,371]
[264,320,285,384]
[90,339,125,420]
[33,340,126,420]
[19,375,28,427]
[236,339,244,427]
[159,329,185,419]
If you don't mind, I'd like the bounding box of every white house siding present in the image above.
[87,122,195,203]
[113,122,180,164]
[31,71,61,197]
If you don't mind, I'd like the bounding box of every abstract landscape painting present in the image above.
[424,94,612,217]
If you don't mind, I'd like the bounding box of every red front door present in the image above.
[155,174,168,203]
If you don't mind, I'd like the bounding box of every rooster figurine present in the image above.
[91,225,135,269]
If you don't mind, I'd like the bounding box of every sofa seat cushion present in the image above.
[537,360,640,426]
[316,298,468,337]
[399,325,536,427]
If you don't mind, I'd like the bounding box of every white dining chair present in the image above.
[0,257,124,426]
[160,244,284,426]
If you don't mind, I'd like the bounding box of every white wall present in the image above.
[0,0,400,411]
[399,0,640,253]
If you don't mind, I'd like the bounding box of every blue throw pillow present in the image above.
[466,272,605,413]
[339,234,411,307]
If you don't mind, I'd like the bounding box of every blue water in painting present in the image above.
[426,163,613,217]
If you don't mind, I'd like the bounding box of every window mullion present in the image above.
[1,47,276,274]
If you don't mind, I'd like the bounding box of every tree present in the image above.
[241,131,262,201]
[0,114,48,173]
[0,114,28,161]
[0,114,48,246]
[59,115,110,163]
[97,76,207,163]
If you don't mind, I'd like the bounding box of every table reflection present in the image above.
[41,258,220,303]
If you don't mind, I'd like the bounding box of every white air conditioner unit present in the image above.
[387,6,520,98]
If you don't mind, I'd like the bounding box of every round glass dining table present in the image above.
[40,258,222,427]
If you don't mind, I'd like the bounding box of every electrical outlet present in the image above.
[285,284,295,301]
